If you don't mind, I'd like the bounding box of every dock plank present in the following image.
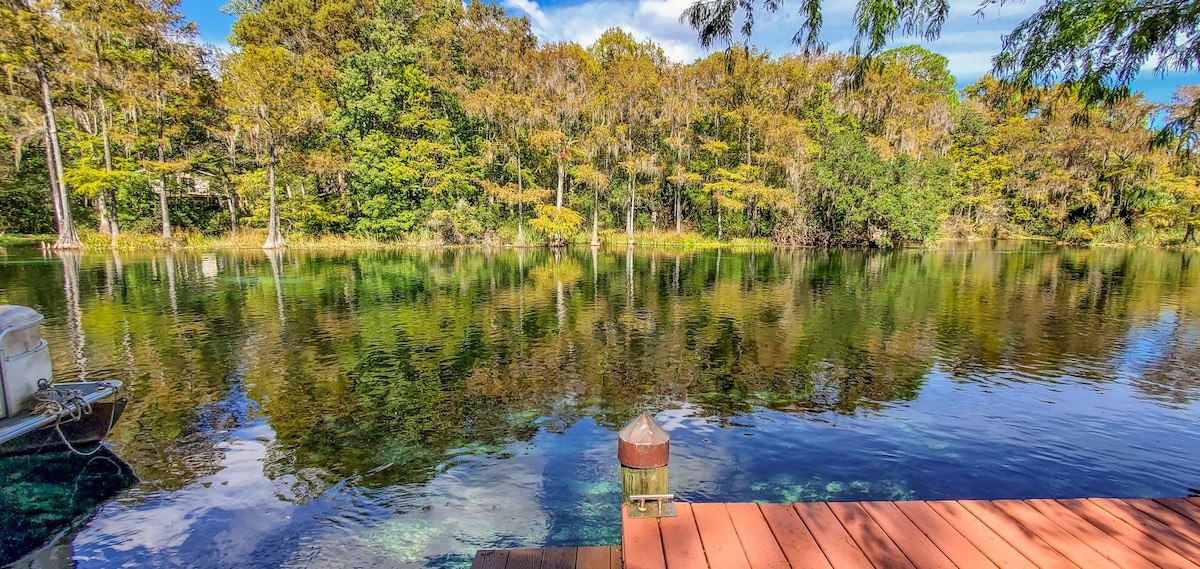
[1058,498,1200,569]
[891,501,997,569]
[1087,498,1200,562]
[958,500,1076,569]
[542,547,578,569]
[1024,499,1157,569]
[828,501,915,569]
[924,501,1037,569]
[758,503,832,569]
[1155,498,1200,523]
[481,496,1200,568]
[623,504,668,569]
[792,502,873,569]
[1124,498,1200,543]
[471,549,508,569]
[725,503,790,569]
[608,545,623,569]
[860,501,956,569]
[659,502,707,569]
[990,499,1122,569]
[506,548,544,569]
[1022,499,1152,569]
[575,546,614,569]
[691,502,752,569]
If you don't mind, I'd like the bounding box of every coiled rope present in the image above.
[32,379,112,456]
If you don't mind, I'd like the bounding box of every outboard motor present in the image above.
[0,305,52,419]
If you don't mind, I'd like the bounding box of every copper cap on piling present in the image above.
[618,412,670,469]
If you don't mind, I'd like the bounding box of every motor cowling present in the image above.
[0,305,53,418]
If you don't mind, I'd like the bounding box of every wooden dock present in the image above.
[472,546,621,569]
[474,497,1200,568]
[622,497,1200,569]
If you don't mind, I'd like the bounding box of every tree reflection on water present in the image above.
[0,242,1196,566]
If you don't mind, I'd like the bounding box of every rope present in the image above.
[33,379,91,419]
[32,379,113,456]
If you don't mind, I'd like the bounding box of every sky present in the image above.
[179,0,1196,103]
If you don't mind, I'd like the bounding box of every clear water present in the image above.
[0,243,1198,567]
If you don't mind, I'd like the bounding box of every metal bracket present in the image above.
[627,494,677,518]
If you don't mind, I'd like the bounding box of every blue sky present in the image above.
[180,0,1195,103]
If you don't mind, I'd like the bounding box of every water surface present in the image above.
[1,243,1198,567]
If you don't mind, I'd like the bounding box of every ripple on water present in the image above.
[0,246,1197,568]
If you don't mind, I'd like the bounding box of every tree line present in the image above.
[2,0,1198,249]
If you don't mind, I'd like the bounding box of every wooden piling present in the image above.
[618,412,669,502]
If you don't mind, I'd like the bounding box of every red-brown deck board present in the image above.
[619,497,1200,568]
[473,497,1200,568]
[470,546,621,569]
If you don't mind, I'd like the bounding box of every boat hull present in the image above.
[0,396,127,457]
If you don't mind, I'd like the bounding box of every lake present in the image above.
[1,242,1198,568]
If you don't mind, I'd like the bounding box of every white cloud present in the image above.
[504,0,554,34]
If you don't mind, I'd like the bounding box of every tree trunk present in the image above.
[263,143,284,250]
[35,38,80,249]
[228,196,238,237]
[227,135,239,237]
[556,156,564,209]
[100,107,119,243]
[675,185,682,233]
[591,185,600,247]
[1185,204,1198,244]
[627,175,635,246]
[93,32,118,243]
[97,186,110,234]
[515,128,524,246]
[43,127,62,230]
[96,123,111,237]
[553,156,564,245]
[157,144,171,239]
[718,208,723,241]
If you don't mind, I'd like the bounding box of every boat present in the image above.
[0,305,126,456]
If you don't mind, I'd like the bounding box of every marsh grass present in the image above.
[592,229,771,249]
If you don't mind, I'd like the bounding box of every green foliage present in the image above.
[528,204,584,241]
[994,0,1200,106]
[0,156,53,234]
[0,0,1196,250]
[427,201,488,244]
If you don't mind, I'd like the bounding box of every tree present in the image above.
[992,0,1200,108]
[661,63,702,234]
[137,1,199,240]
[684,0,1199,114]
[570,163,610,247]
[222,45,326,249]
[682,0,950,56]
[1158,85,1200,244]
[702,165,746,240]
[0,0,81,248]
[459,0,539,245]
[530,43,592,246]
[588,29,665,246]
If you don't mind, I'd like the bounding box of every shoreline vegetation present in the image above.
[3,230,1196,253]
[3,1,1199,254]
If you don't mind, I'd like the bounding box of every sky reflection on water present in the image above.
[0,242,1197,567]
